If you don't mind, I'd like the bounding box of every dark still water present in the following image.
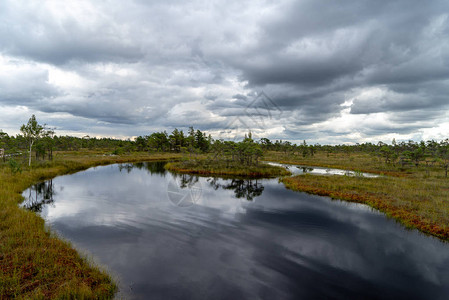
[22,162,449,300]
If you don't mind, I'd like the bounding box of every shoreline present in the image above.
[262,153,449,242]
[2,150,448,298]
[0,152,182,299]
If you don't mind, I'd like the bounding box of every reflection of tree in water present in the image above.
[172,173,200,189]
[207,177,221,191]
[300,167,314,173]
[144,161,168,176]
[23,180,55,212]
[123,162,167,176]
[118,163,134,173]
[207,178,264,201]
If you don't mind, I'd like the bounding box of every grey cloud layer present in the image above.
[0,0,448,142]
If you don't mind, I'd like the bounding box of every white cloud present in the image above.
[1,0,449,143]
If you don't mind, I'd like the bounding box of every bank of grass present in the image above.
[266,151,449,240]
[266,151,409,177]
[165,159,291,178]
[0,151,182,299]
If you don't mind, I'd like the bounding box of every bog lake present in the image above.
[22,161,449,300]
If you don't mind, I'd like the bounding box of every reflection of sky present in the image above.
[266,162,380,177]
[22,163,449,300]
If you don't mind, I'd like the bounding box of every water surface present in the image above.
[22,162,449,300]
[266,161,379,177]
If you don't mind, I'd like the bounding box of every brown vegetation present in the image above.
[267,152,449,241]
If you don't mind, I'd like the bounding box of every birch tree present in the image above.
[20,115,44,166]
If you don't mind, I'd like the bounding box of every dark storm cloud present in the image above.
[350,81,449,115]
[0,0,448,141]
[232,94,247,101]
[387,109,447,128]
[362,123,431,136]
[219,0,449,129]
[0,69,59,104]
[0,1,144,65]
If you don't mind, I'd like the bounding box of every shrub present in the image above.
[8,158,22,174]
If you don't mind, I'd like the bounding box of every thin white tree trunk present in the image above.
[29,140,34,166]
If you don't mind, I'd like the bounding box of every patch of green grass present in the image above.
[165,159,291,178]
[0,151,182,299]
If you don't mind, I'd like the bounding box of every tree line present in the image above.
[1,115,448,175]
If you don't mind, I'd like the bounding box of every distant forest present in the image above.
[1,122,449,174]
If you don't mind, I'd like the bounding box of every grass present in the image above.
[265,151,409,176]
[265,151,449,241]
[0,151,182,299]
[165,158,291,178]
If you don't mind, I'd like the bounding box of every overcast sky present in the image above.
[1,0,448,144]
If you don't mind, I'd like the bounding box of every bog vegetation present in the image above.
[2,118,449,176]
[1,115,449,298]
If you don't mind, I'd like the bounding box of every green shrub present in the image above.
[112,147,125,155]
[8,159,22,174]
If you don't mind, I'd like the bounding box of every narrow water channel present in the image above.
[22,162,449,300]
[265,161,380,177]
